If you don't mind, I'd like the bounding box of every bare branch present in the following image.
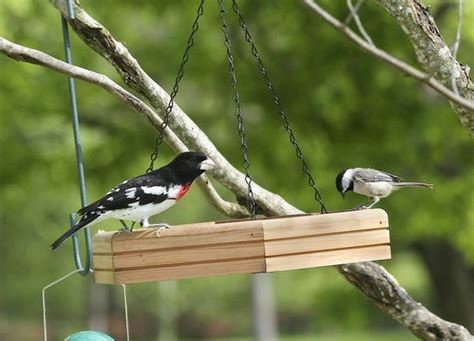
[344,0,364,25]
[451,0,463,96]
[346,0,374,46]
[303,0,474,136]
[0,36,248,218]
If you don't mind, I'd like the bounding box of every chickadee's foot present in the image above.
[354,204,368,210]
[119,227,133,233]
[145,223,171,237]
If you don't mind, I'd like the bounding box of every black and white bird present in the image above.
[335,168,433,209]
[51,151,215,249]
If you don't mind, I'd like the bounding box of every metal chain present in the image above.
[231,0,327,214]
[147,0,205,173]
[217,0,256,219]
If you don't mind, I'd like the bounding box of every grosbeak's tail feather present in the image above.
[392,182,434,189]
[50,212,99,249]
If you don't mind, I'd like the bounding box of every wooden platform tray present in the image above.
[92,209,390,284]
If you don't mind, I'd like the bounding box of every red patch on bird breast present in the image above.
[176,182,192,201]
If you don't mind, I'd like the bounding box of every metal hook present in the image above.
[70,213,91,275]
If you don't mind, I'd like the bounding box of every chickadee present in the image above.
[335,168,433,208]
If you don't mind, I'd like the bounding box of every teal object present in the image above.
[65,331,115,341]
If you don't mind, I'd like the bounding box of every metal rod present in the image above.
[61,0,91,275]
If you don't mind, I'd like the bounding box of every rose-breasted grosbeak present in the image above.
[51,151,215,249]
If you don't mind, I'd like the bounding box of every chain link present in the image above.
[230,0,327,214]
[147,0,205,173]
[217,0,257,219]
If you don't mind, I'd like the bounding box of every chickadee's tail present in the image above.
[394,182,434,189]
[50,212,99,250]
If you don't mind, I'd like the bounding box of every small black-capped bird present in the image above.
[335,168,433,209]
[51,151,215,249]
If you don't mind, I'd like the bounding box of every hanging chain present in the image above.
[231,0,327,214]
[147,0,205,173]
[217,0,256,219]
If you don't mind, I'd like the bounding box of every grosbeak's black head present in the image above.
[335,169,354,198]
[167,151,215,183]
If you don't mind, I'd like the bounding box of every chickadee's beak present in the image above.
[200,158,216,171]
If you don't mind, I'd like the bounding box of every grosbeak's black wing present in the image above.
[78,173,170,215]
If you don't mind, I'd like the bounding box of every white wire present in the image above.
[42,269,131,341]
[121,284,130,341]
[42,269,81,341]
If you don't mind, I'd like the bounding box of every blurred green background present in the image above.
[0,0,473,340]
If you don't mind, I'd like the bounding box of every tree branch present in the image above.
[303,0,474,137]
[450,0,463,96]
[0,0,470,338]
[346,0,374,46]
[0,37,248,219]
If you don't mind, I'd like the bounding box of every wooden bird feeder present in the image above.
[92,209,390,284]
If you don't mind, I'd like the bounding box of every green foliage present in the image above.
[0,0,472,339]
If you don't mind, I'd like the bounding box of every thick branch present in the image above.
[1,1,469,338]
[0,37,247,218]
[303,0,474,136]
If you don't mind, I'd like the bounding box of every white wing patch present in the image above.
[125,188,137,199]
[141,186,167,196]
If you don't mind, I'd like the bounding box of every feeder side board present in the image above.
[92,209,391,285]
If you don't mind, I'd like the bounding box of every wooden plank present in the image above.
[265,229,389,257]
[113,258,266,284]
[262,209,388,240]
[111,220,263,253]
[94,270,116,285]
[93,254,114,270]
[113,241,264,269]
[266,245,391,272]
[92,230,115,254]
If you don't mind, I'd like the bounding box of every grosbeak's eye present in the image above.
[191,156,198,162]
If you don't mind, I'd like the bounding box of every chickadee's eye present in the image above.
[191,156,198,162]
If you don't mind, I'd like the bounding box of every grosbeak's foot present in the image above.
[119,227,132,233]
